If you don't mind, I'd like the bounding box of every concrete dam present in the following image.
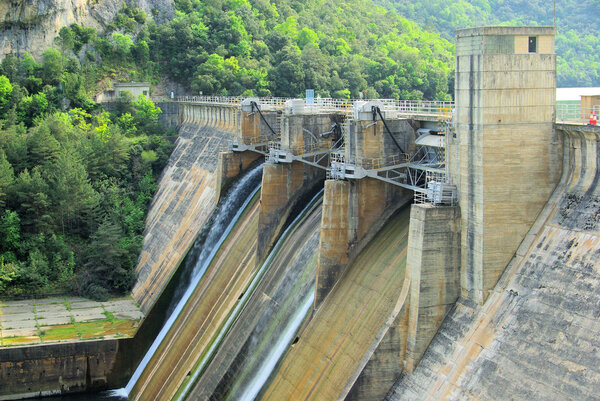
[2,26,600,401]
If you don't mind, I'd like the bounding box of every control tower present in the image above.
[451,26,561,303]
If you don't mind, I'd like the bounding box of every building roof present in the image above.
[557,87,600,101]
[114,82,151,88]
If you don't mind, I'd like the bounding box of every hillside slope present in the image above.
[0,0,173,57]
[382,0,600,86]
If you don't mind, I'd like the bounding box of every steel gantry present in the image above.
[188,96,458,205]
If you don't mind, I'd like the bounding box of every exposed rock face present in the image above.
[0,0,173,58]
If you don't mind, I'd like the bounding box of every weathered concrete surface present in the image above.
[257,162,323,261]
[404,205,461,373]
[0,339,123,400]
[0,297,142,347]
[315,178,410,307]
[386,126,600,400]
[129,196,260,401]
[450,26,561,304]
[347,119,417,162]
[132,103,241,314]
[184,200,322,400]
[257,113,330,261]
[262,207,411,401]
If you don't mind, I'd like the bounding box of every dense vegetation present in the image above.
[0,46,172,300]
[382,0,600,87]
[0,0,458,300]
[61,0,452,100]
[147,0,455,100]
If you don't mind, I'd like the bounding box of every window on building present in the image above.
[143,90,148,96]
[528,36,537,53]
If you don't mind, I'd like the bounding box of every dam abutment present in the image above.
[451,26,561,304]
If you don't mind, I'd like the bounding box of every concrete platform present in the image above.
[0,296,144,347]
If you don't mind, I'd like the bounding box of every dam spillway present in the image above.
[4,25,600,401]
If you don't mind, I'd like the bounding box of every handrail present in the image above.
[175,96,455,118]
[556,104,600,125]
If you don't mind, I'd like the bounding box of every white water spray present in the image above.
[110,164,263,399]
[239,291,313,401]
[174,189,323,401]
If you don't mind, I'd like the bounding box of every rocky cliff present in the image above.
[0,0,173,57]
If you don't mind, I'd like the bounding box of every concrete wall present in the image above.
[387,125,600,401]
[315,178,409,307]
[404,204,461,372]
[0,340,123,400]
[156,101,180,130]
[315,117,414,307]
[132,103,251,313]
[451,26,561,304]
[257,113,331,261]
[347,119,416,162]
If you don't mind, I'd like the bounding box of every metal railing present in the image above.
[176,96,455,118]
[176,96,242,106]
[556,105,600,125]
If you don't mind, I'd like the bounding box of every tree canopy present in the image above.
[382,0,600,87]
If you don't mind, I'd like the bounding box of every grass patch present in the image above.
[65,299,72,311]
[40,324,79,341]
[3,336,40,346]
[113,319,138,336]
[75,319,113,339]
[103,310,115,323]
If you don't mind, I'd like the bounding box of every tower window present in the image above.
[528,36,537,53]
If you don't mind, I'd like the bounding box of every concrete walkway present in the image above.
[0,296,143,347]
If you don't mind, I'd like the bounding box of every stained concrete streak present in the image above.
[386,128,600,400]
[132,121,236,313]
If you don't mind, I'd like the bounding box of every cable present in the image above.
[372,106,405,154]
[251,101,278,137]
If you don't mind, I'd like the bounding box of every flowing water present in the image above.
[109,163,264,399]
[175,190,323,401]
[236,291,314,401]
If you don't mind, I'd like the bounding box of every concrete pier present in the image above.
[257,112,331,261]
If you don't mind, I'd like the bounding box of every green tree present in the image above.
[9,168,53,233]
[82,219,133,300]
[41,48,63,86]
[17,93,49,126]
[0,75,13,116]
[46,151,99,235]
[0,151,14,208]
[134,94,162,126]
[111,33,134,60]
[0,210,21,260]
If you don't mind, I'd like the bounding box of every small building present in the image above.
[556,87,600,120]
[96,82,151,103]
[581,94,600,113]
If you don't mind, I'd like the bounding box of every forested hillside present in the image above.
[382,0,600,87]
[0,9,173,299]
[152,0,454,100]
[0,0,456,300]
